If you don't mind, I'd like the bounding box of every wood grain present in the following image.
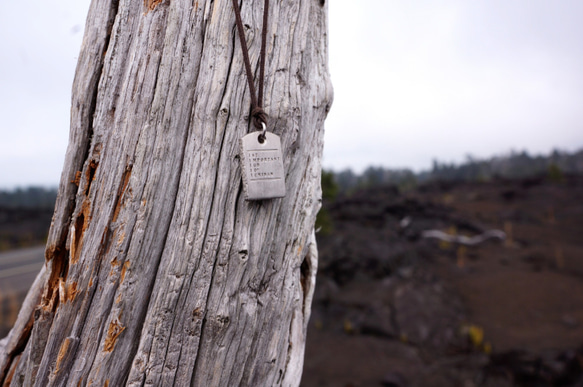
[0,0,332,385]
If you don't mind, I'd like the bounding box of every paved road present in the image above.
[0,246,45,292]
[0,246,45,336]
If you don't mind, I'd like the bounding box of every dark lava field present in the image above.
[303,175,583,387]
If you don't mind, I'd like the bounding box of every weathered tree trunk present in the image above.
[0,0,332,385]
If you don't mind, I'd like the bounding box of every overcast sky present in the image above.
[1,1,582,188]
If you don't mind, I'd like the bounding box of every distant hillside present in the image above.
[0,187,56,250]
[0,187,57,210]
[332,148,583,194]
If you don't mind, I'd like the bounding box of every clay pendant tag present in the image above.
[240,131,286,200]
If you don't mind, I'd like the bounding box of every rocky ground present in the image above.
[302,175,583,387]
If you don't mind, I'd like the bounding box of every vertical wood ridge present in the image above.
[2,0,332,385]
[0,1,122,385]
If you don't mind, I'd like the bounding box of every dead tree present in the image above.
[0,0,332,385]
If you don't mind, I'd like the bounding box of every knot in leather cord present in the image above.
[251,107,268,129]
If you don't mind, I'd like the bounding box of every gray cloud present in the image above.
[1,0,582,187]
[0,0,88,188]
[325,0,583,172]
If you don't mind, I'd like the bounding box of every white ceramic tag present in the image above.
[240,131,286,200]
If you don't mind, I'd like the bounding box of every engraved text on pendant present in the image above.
[240,132,286,200]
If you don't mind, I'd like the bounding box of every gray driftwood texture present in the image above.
[0,0,332,385]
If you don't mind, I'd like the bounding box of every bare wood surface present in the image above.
[0,0,331,385]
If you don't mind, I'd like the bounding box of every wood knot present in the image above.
[216,315,230,325]
[104,316,126,352]
[145,0,163,12]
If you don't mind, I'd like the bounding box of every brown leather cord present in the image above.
[232,0,269,132]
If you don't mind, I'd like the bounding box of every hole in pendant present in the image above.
[258,133,266,144]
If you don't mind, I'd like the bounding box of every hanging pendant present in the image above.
[240,130,286,201]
